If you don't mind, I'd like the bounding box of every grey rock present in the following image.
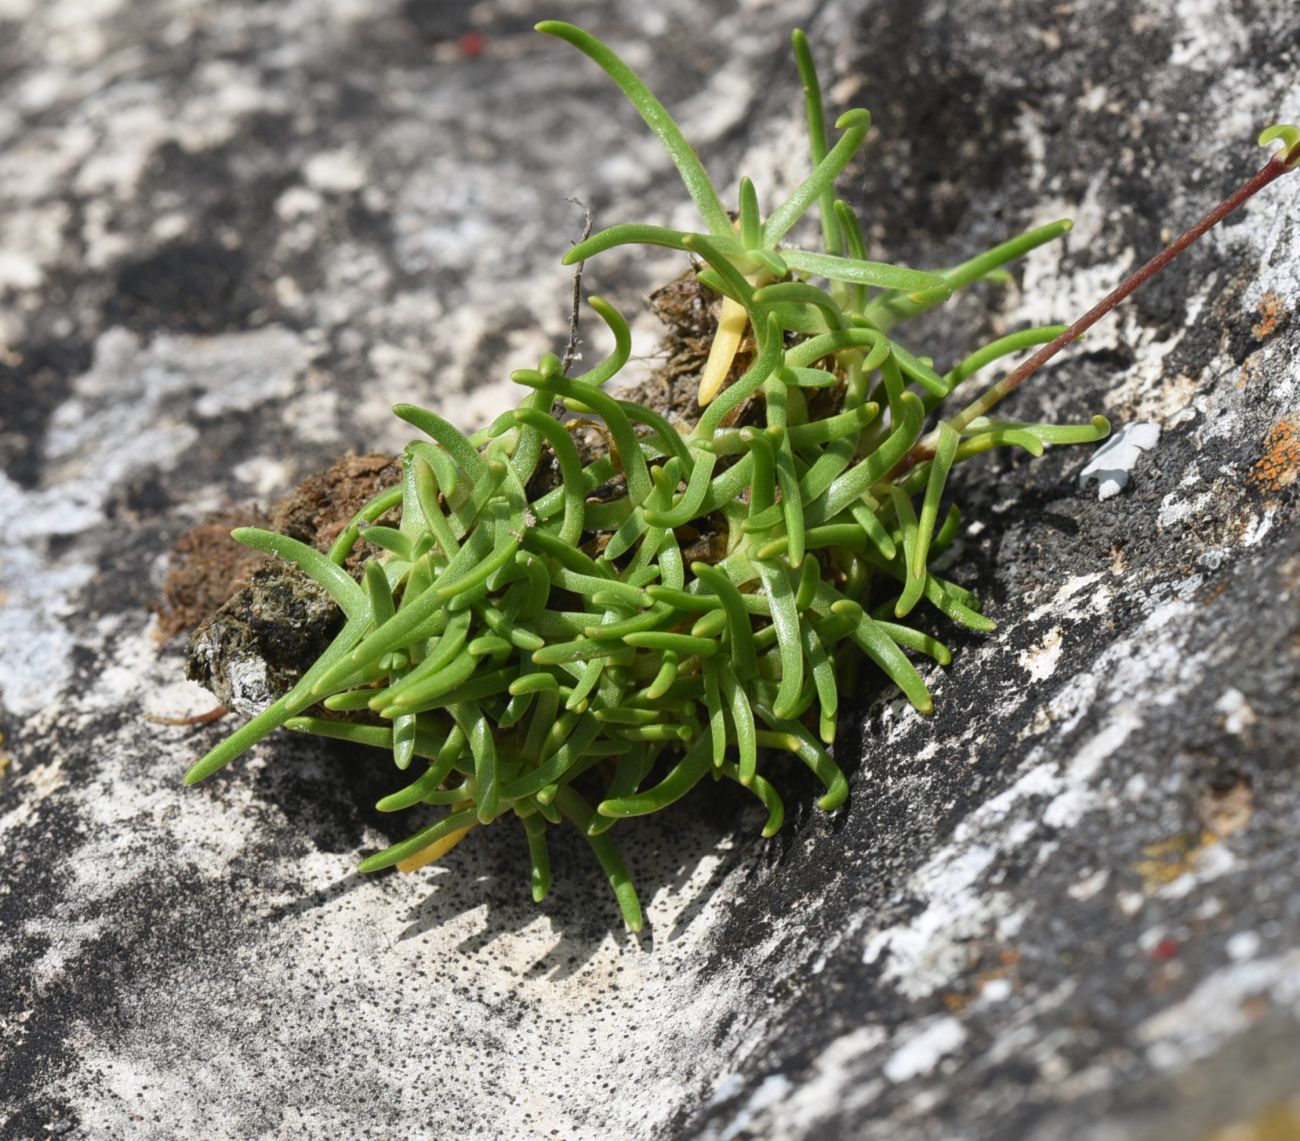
[185,566,341,716]
[2,1,1298,1140]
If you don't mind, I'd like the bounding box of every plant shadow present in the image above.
[241,723,787,969]
[390,779,773,975]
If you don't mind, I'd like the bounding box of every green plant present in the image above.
[182,23,1299,931]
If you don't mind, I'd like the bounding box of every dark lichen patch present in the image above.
[241,730,415,860]
[104,240,258,335]
[0,338,93,489]
[844,0,1031,260]
[143,124,298,235]
[90,120,302,336]
[0,737,92,1136]
[3,812,297,1136]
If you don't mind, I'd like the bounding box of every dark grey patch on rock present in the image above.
[115,469,175,521]
[80,519,181,622]
[145,121,297,227]
[400,0,538,47]
[0,740,90,1138]
[104,241,258,335]
[846,0,1034,260]
[0,338,93,488]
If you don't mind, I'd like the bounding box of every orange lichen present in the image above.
[1201,581,1228,605]
[941,947,1022,1011]
[1250,419,1300,493]
[1250,289,1289,341]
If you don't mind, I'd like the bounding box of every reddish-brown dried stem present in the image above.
[145,705,229,727]
[900,151,1298,471]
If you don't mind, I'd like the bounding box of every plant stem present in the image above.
[899,151,1298,471]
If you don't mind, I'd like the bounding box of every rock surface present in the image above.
[2,1,1298,1138]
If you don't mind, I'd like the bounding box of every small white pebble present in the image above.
[981,978,1012,1003]
[883,1017,966,1083]
[1068,868,1110,901]
[1147,1041,1182,1071]
[1080,421,1161,500]
[276,185,324,220]
[304,150,367,194]
[1214,688,1258,735]
[1226,931,1261,962]
[1138,926,1169,953]
[1117,891,1145,916]
[1038,1052,1069,1082]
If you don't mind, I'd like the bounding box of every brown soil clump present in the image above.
[157,453,402,644]
[155,505,272,643]
[162,454,400,711]
[265,453,402,575]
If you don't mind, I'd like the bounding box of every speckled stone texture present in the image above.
[2,1,1298,1138]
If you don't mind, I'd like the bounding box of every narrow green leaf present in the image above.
[453,703,499,824]
[764,108,872,245]
[719,761,784,836]
[754,559,803,720]
[912,421,960,583]
[231,528,367,620]
[327,484,404,566]
[358,807,477,873]
[813,392,924,522]
[692,563,758,680]
[394,404,489,484]
[780,248,946,294]
[522,811,551,902]
[754,719,848,810]
[791,28,840,256]
[552,785,644,932]
[738,175,762,249]
[717,661,758,785]
[538,21,732,238]
[598,734,712,818]
[573,296,634,387]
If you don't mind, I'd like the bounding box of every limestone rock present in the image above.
[2,2,1297,1139]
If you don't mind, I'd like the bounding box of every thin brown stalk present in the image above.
[898,149,1298,472]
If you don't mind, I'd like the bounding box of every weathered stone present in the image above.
[2,1,1297,1139]
[185,564,341,715]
